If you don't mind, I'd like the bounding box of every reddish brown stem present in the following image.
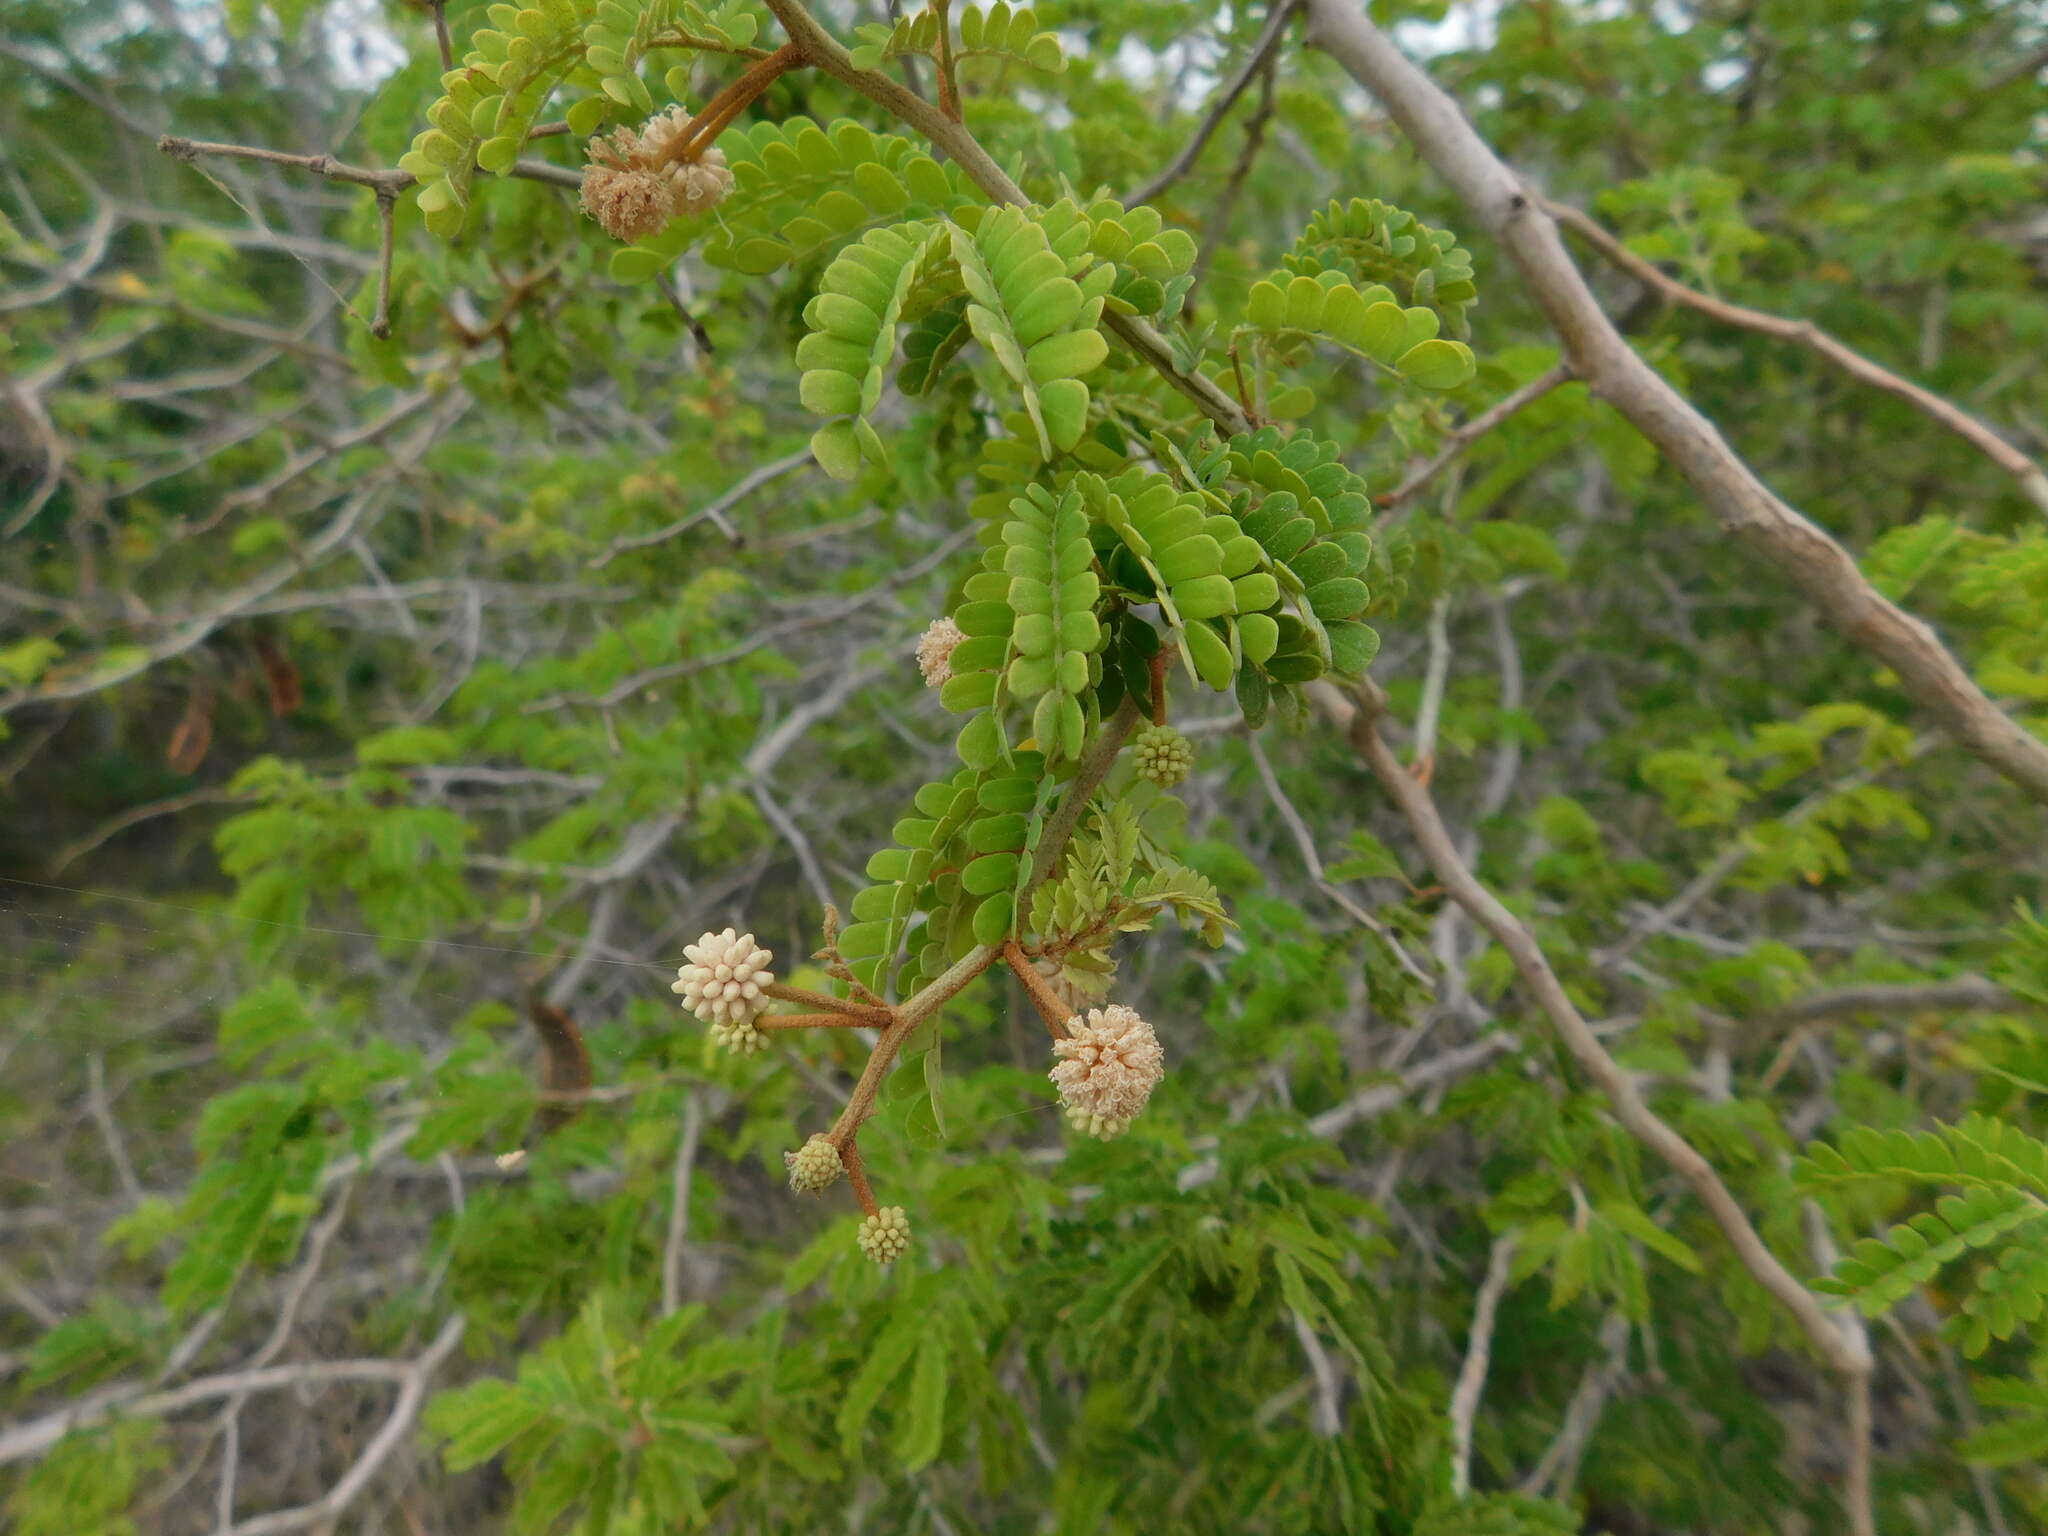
[671,43,805,162]
[756,1012,870,1030]
[1146,650,1170,727]
[1003,942,1074,1040]
[761,981,892,1023]
[828,1014,917,1146]
[841,1138,880,1218]
[932,0,962,122]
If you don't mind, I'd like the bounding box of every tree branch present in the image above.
[1378,363,1574,513]
[1125,0,1301,207]
[1316,680,1871,1390]
[1545,197,2048,518]
[1301,0,2048,810]
[1449,1233,1518,1498]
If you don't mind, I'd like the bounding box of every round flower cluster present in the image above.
[1050,1003,1165,1139]
[580,106,734,242]
[857,1206,912,1264]
[915,617,966,688]
[673,928,773,1053]
[785,1133,843,1195]
[1132,724,1195,788]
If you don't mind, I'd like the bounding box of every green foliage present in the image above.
[5,1423,165,1536]
[1798,1117,2048,1352]
[427,1295,750,1528]
[849,2,1065,75]
[1282,196,1481,338]
[12,0,2048,1531]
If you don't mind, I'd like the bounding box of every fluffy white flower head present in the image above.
[579,106,734,240]
[579,162,675,242]
[635,104,697,161]
[858,1206,912,1264]
[671,151,733,214]
[1050,1003,1164,1132]
[673,928,774,1033]
[916,617,967,688]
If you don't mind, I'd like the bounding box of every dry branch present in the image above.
[1301,0,2048,811]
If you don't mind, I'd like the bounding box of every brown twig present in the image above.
[369,192,397,340]
[1186,58,1279,298]
[1002,941,1074,1038]
[1302,0,2048,814]
[1147,649,1170,726]
[931,0,962,121]
[429,0,454,68]
[1125,0,1301,206]
[756,1012,873,1030]
[672,43,806,161]
[1378,362,1574,514]
[1545,197,2048,517]
[761,981,892,1023]
[158,133,582,193]
[841,1138,880,1217]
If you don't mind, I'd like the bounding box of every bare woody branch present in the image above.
[1545,196,2048,518]
[1314,677,1875,1532]
[1378,363,1574,514]
[1300,0,2048,811]
[1125,0,1301,207]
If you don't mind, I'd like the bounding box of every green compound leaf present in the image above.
[1001,486,1100,760]
[796,220,951,477]
[1282,195,1481,339]
[851,3,1063,75]
[950,207,1110,458]
[1239,268,1476,391]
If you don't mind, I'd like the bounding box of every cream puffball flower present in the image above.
[916,617,967,688]
[1049,1003,1164,1136]
[673,928,774,1032]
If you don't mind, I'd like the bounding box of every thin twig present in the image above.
[219,1314,467,1536]
[1546,197,2048,517]
[1378,363,1574,513]
[1126,0,1302,206]
[1243,734,1435,986]
[1319,679,1873,1383]
[369,192,397,339]
[1003,941,1074,1038]
[1186,58,1279,297]
[538,526,975,711]
[1520,1310,1630,1497]
[429,0,454,68]
[0,1327,457,1465]
[652,271,718,359]
[1449,1234,1519,1498]
[591,448,811,566]
[158,134,582,194]
[1290,1309,1344,1436]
